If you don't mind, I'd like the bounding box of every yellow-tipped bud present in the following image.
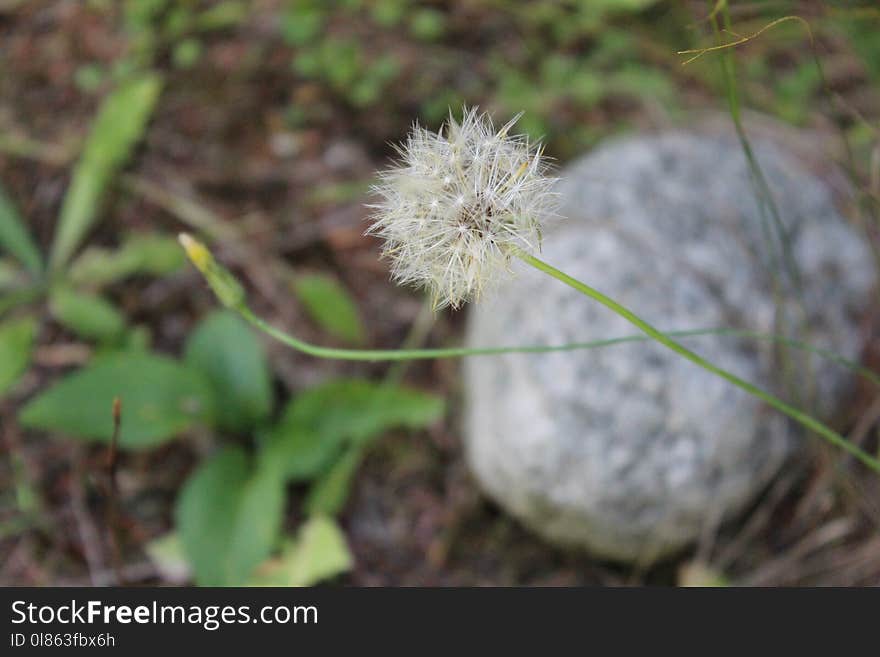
[178,233,246,310]
[179,233,211,273]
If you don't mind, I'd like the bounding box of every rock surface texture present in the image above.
[464,131,874,563]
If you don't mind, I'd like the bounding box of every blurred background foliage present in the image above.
[1,0,879,585]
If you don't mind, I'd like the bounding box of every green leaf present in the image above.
[49,73,162,270]
[408,8,446,41]
[172,38,202,69]
[123,0,168,32]
[49,287,126,342]
[281,1,324,45]
[291,273,365,345]
[304,446,363,516]
[20,351,212,448]
[184,310,273,432]
[249,515,352,587]
[370,0,405,27]
[261,378,443,481]
[176,446,285,586]
[260,425,331,482]
[0,183,42,276]
[69,233,185,288]
[163,4,191,38]
[0,316,37,399]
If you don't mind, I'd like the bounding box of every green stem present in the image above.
[237,303,872,378]
[516,251,880,473]
[186,233,879,387]
[238,303,708,361]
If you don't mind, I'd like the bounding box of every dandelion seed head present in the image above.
[366,107,558,309]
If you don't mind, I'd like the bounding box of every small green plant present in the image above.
[0,73,170,399]
[127,0,247,68]
[3,51,429,583]
[20,307,444,585]
[277,0,687,152]
[469,1,684,148]
[73,0,248,95]
[83,0,249,90]
[283,1,402,110]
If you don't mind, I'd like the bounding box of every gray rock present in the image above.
[463,131,874,563]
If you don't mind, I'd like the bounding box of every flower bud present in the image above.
[179,233,245,310]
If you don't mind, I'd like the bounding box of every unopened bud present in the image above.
[179,233,246,310]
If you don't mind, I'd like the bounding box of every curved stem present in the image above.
[182,232,879,386]
[238,304,876,382]
[516,251,880,473]
[180,233,880,471]
[239,304,723,361]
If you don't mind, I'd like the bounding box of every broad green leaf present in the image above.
[20,351,212,448]
[260,378,443,481]
[49,73,162,270]
[291,273,365,345]
[260,426,331,482]
[144,532,190,584]
[0,183,42,276]
[176,447,285,586]
[249,515,352,587]
[69,233,184,288]
[49,287,126,343]
[0,316,37,398]
[184,310,272,432]
[304,446,363,517]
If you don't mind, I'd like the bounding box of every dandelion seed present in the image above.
[366,107,558,309]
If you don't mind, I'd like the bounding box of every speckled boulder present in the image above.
[463,131,874,563]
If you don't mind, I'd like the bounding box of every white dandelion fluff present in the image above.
[366,107,558,309]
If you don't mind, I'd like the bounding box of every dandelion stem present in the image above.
[237,304,738,361]
[515,250,880,473]
[180,232,880,471]
[237,303,875,382]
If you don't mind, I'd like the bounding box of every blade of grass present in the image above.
[49,73,162,271]
[711,4,805,305]
[669,3,878,280]
[703,3,820,415]
[517,251,880,474]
